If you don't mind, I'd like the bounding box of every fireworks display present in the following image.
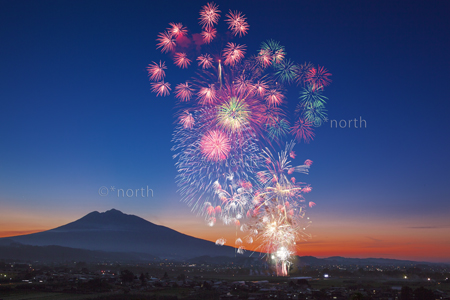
[148,2,334,276]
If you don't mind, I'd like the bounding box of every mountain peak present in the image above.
[2,209,238,259]
[105,208,122,213]
[51,209,152,231]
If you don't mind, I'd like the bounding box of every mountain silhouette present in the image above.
[2,209,237,259]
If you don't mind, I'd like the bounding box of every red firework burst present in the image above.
[201,27,217,44]
[225,10,249,37]
[295,62,313,86]
[305,65,332,91]
[199,2,221,29]
[223,42,246,66]
[146,60,167,81]
[168,22,187,37]
[156,31,176,53]
[291,118,315,143]
[200,130,231,161]
[197,54,214,69]
[174,82,193,102]
[173,52,191,69]
[151,81,171,97]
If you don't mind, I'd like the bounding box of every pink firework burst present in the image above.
[234,75,251,94]
[225,10,249,37]
[151,81,171,97]
[156,31,176,53]
[252,80,269,96]
[200,130,231,161]
[265,89,285,106]
[179,111,195,129]
[146,60,167,81]
[197,54,214,69]
[197,84,217,105]
[291,118,315,143]
[173,52,191,69]
[304,159,313,166]
[201,27,217,44]
[223,42,246,66]
[174,82,193,102]
[305,65,332,91]
[168,22,187,38]
[258,49,272,68]
[199,2,221,29]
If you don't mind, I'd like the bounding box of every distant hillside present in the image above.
[0,239,158,262]
[1,209,237,260]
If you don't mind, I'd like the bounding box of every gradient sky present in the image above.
[1,0,450,263]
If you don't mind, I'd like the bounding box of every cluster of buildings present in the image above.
[0,260,449,299]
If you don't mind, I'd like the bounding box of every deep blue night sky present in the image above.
[1,0,449,261]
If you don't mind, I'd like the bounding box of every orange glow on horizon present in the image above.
[1,209,449,264]
[0,229,47,238]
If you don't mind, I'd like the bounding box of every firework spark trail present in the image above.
[148,1,334,276]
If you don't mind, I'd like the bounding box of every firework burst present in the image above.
[147,61,167,81]
[149,2,335,276]
[199,2,221,29]
[174,82,193,102]
[217,97,250,133]
[173,52,191,69]
[292,118,315,143]
[151,81,171,97]
[168,22,187,37]
[306,65,332,91]
[197,54,214,69]
[260,40,286,64]
[200,130,231,161]
[201,27,217,44]
[179,110,195,129]
[156,31,176,53]
[223,42,246,66]
[225,10,249,37]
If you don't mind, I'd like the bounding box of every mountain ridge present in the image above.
[1,209,237,259]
